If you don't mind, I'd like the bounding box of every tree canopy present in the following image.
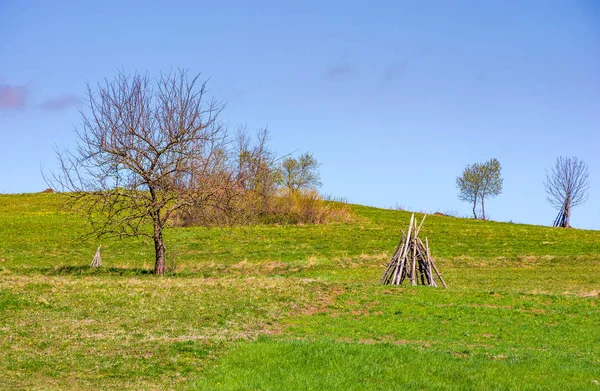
[281,152,321,193]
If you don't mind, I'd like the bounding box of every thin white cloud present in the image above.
[39,95,82,111]
[325,64,354,80]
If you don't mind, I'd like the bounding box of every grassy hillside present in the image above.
[1,193,599,390]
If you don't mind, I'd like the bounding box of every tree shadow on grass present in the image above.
[43,265,157,276]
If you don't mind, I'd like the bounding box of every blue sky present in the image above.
[1,0,599,228]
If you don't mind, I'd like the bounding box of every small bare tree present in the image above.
[456,158,503,220]
[544,156,590,228]
[50,70,240,275]
[235,127,280,205]
[281,152,321,193]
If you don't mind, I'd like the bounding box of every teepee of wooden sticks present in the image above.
[91,245,102,268]
[380,214,447,288]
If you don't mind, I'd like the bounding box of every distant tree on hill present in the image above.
[281,152,321,193]
[457,164,481,219]
[234,127,281,217]
[49,69,250,275]
[544,156,589,228]
[456,158,503,220]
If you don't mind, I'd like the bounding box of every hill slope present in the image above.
[1,193,599,390]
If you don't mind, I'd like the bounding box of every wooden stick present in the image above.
[413,214,427,239]
[381,230,407,284]
[380,246,400,284]
[398,261,407,284]
[425,238,437,287]
[418,257,426,285]
[410,217,417,285]
[431,259,447,288]
[394,256,406,285]
[396,215,415,284]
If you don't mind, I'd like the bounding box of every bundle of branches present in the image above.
[552,202,570,228]
[380,214,447,288]
[91,245,102,268]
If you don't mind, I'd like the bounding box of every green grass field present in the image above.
[1,193,599,390]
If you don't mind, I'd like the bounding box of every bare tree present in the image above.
[281,152,321,193]
[544,156,590,228]
[456,158,503,220]
[235,127,280,205]
[49,70,240,275]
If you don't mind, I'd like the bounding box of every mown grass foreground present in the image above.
[1,193,599,390]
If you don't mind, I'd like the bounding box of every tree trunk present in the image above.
[472,199,477,219]
[153,230,166,275]
[562,200,571,228]
[480,195,486,220]
[150,194,167,275]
